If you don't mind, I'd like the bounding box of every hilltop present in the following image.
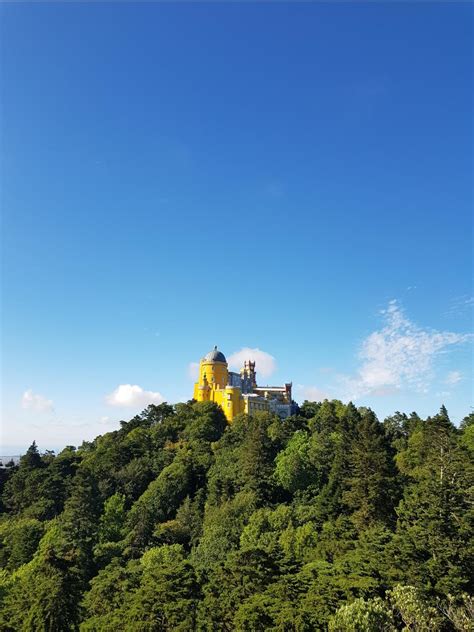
[0,400,472,631]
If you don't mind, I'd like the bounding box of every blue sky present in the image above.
[2,2,472,453]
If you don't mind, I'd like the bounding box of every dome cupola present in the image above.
[204,346,227,363]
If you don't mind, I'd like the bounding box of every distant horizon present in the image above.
[2,394,471,457]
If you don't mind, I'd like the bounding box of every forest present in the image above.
[0,399,472,631]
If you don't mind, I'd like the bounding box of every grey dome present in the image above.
[204,346,226,363]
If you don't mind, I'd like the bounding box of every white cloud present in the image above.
[227,347,276,378]
[445,295,474,317]
[342,300,471,400]
[99,416,117,425]
[296,385,329,401]
[106,384,164,408]
[188,362,199,381]
[21,389,54,413]
[445,371,462,385]
[436,390,451,398]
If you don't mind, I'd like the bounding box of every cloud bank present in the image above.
[106,384,164,408]
[21,390,54,413]
[228,347,276,378]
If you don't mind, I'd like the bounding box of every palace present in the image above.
[193,346,294,422]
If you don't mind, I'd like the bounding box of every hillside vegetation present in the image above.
[0,400,472,631]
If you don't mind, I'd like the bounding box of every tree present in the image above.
[0,518,44,570]
[198,547,279,631]
[193,491,257,569]
[181,401,227,443]
[274,430,317,494]
[2,442,49,515]
[81,559,140,629]
[0,401,472,630]
[342,409,397,529]
[98,493,127,544]
[0,524,84,631]
[391,410,473,595]
[123,545,200,631]
[60,467,101,583]
[237,413,280,502]
[21,441,43,470]
[126,449,194,552]
[328,597,395,632]
[388,584,443,631]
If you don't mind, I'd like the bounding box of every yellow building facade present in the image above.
[193,346,293,422]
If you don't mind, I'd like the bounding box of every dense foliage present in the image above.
[0,400,472,631]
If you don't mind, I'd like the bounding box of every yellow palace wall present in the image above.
[193,360,245,422]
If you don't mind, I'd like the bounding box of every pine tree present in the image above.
[343,409,397,529]
[21,441,43,469]
[61,467,101,582]
[391,409,473,595]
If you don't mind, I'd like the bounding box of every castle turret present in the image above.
[240,360,257,393]
[196,346,228,392]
